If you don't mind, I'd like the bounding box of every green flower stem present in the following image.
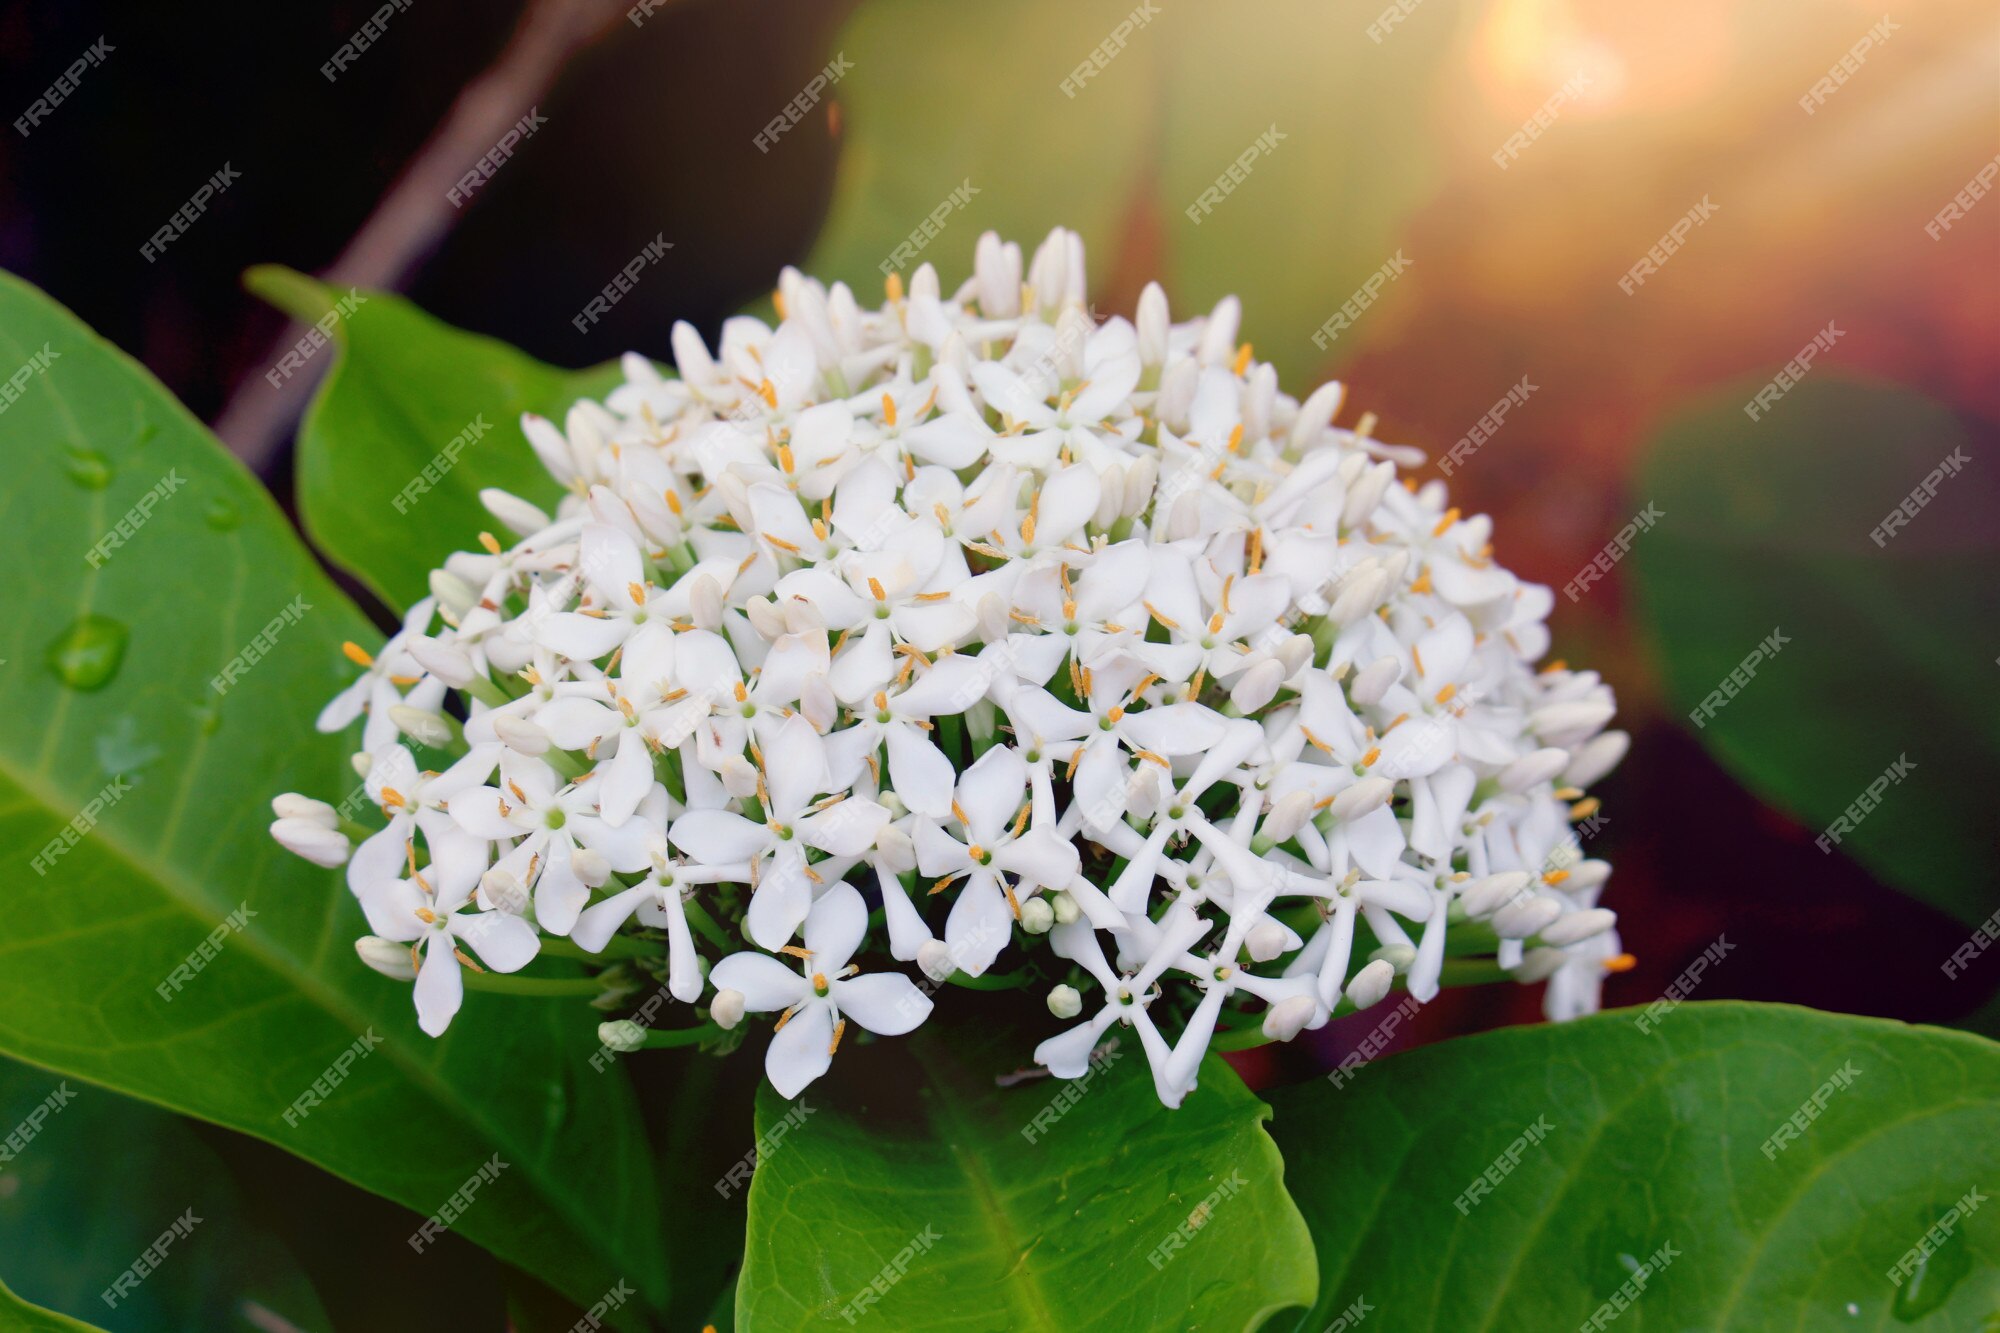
[943,969,1035,991]
[681,899,736,953]
[462,971,606,997]
[1437,957,1512,987]
[464,674,512,709]
[539,935,655,963]
[635,1022,724,1049]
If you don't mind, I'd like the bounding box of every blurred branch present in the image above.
[216,0,630,467]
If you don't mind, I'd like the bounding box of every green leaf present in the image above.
[0,1056,330,1331]
[0,1276,106,1333]
[1627,375,1997,923]
[0,270,666,1314]
[736,1031,1317,1331]
[246,266,628,612]
[1267,1002,2000,1330]
[808,0,1456,385]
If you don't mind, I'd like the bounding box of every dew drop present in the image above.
[62,446,113,490]
[204,498,241,531]
[46,616,128,691]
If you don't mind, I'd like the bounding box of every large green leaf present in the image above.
[247,266,627,611]
[0,1056,329,1331]
[0,1278,103,1333]
[1627,376,1998,923]
[736,1030,1317,1331]
[808,0,1458,385]
[0,271,665,1314]
[1268,1002,2000,1330]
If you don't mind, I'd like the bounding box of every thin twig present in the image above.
[215,0,628,467]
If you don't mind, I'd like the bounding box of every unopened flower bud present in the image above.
[1263,993,1318,1041]
[407,636,476,688]
[1562,730,1629,788]
[918,939,957,983]
[493,713,552,756]
[1459,871,1531,918]
[1344,959,1396,1010]
[571,847,612,888]
[1261,790,1316,845]
[1530,701,1616,748]
[272,793,337,827]
[1499,747,1570,793]
[389,705,455,750]
[874,823,916,873]
[711,988,746,1030]
[1327,776,1393,822]
[480,487,553,536]
[272,817,350,867]
[1538,907,1618,947]
[1230,658,1285,713]
[1051,891,1081,925]
[1512,947,1567,983]
[428,569,480,619]
[598,1019,647,1052]
[1368,942,1417,973]
[1047,984,1083,1020]
[1020,897,1055,934]
[355,935,417,981]
[1350,656,1400,706]
[745,596,787,641]
[1493,894,1564,940]
[1245,920,1289,963]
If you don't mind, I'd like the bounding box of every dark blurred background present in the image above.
[3,0,1997,1324]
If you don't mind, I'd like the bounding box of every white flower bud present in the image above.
[1344,959,1396,1010]
[1274,633,1315,678]
[1499,747,1571,793]
[1531,701,1617,748]
[1539,907,1617,947]
[874,823,916,873]
[271,817,350,868]
[407,636,476,688]
[1051,891,1081,925]
[1562,730,1630,788]
[1197,294,1241,366]
[428,569,480,619]
[1246,920,1289,963]
[710,988,746,1030]
[481,869,530,915]
[598,1019,647,1052]
[480,487,552,537]
[745,596,788,641]
[355,935,417,981]
[782,597,827,636]
[1350,656,1400,706]
[1329,565,1388,627]
[1230,658,1285,714]
[1459,871,1532,918]
[389,705,454,750]
[1512,947,1568,983]
[1289,380,1346,453]
[1047,984,1083,1020]
[1492,894,1564,940]
[350,750,374,777]
[571,847,612,888]
[1342,460,1396,529]
[493,713,552,756]
[1561,859,1612,891]
[272,793,337,827]
[1261,790,1316,846]
[1369,942,1417,973]
[918,938,958,983]
[687,574,724,631]
[974,231,1021,318]
[1020,897,1055,934]
[1327,776,1394,822]
[1263,993,1318,1042]
[1136,282,1170,366]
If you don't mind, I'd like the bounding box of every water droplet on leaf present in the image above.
[46,616,128,691]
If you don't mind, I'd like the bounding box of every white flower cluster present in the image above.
[272,229,1629,1106]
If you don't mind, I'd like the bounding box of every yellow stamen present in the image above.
[884,271,904,303]
[478,531,502,555]
[1602,953,1637,973]
[830,1017,847,1055]
[882,392,898,427]
[1434,683,1457,705]
[1360,746,1381,768]
[1432,507,1461,537]
[341,641,375,668]
[1543,868,1571,886]
[1569,797,1602,822]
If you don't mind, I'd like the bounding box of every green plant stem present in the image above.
[944,969,1035,991]
[463,971,606,997]
[682,899,736,953]
[636,1022,724,1049]
[539,935,654,963]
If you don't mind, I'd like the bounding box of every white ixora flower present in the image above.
[276,227,1630,1104]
